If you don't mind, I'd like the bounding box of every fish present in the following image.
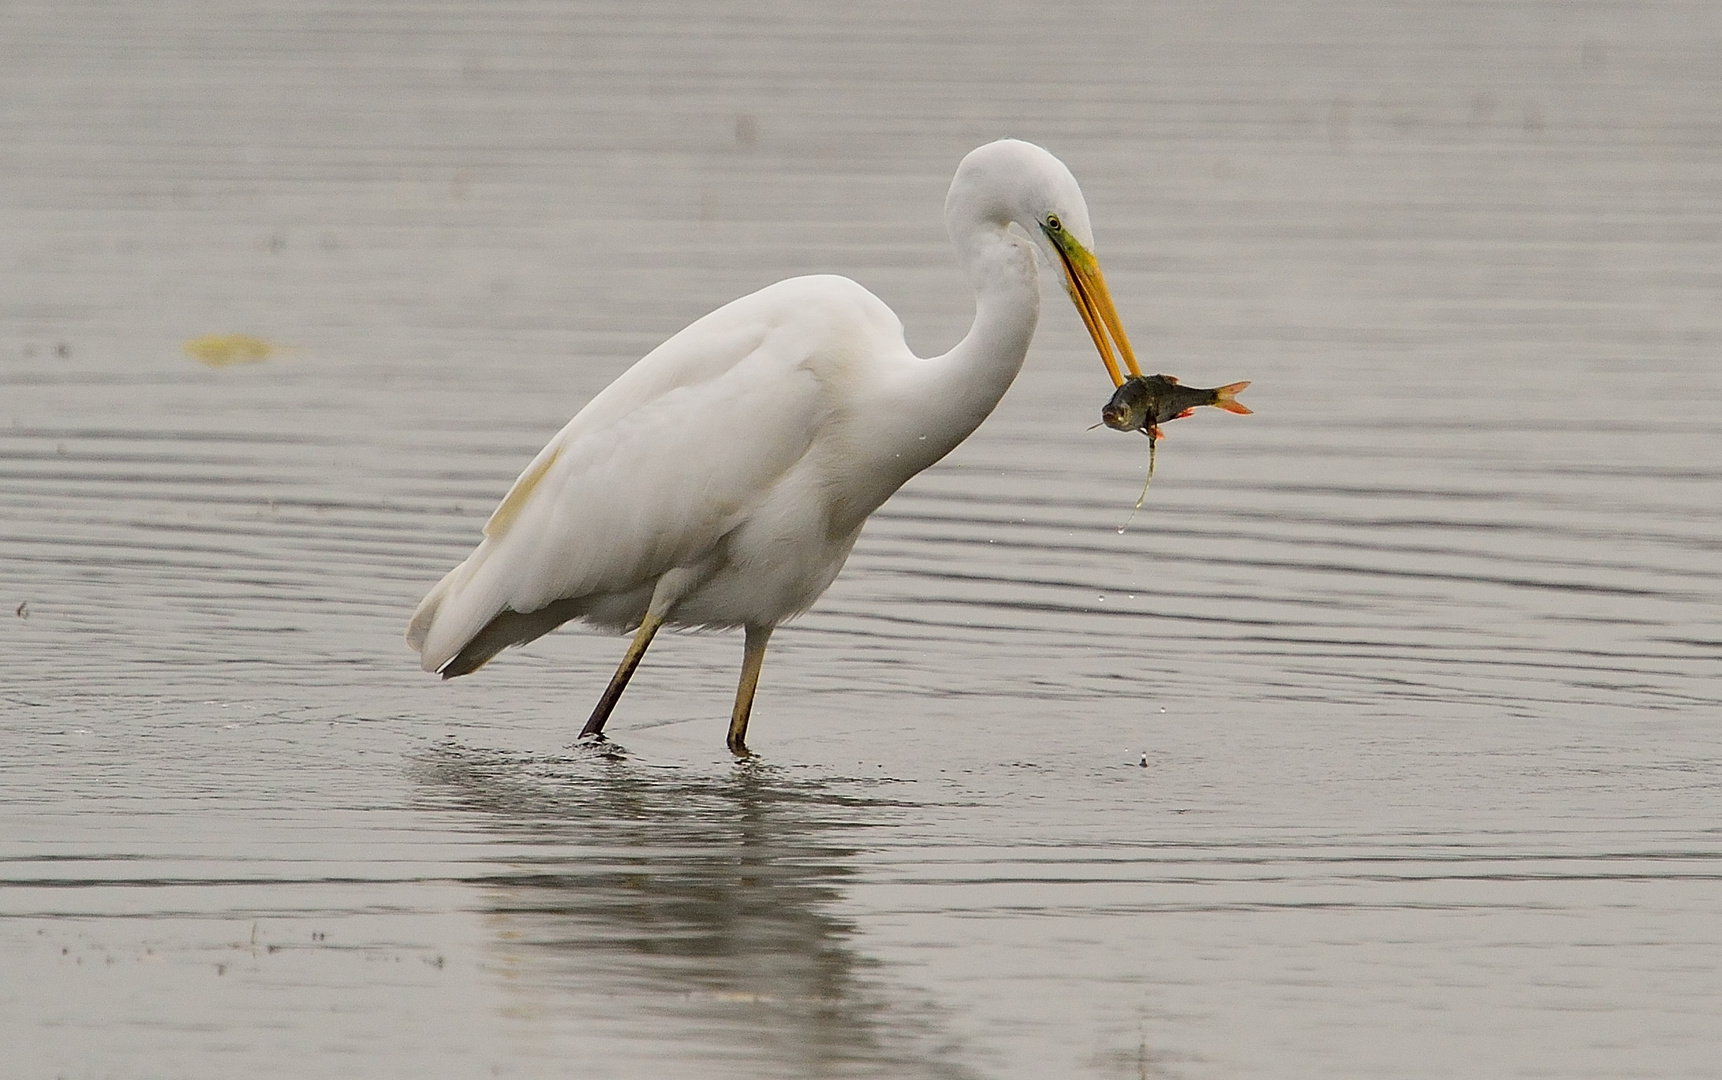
[1101,373,1250,530]
[1101,374,1250,440]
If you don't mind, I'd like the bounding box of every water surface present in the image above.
[4,1,1721,1077]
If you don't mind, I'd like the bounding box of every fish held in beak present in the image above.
[1101,373,1251,530]
[1102,374,1250,440]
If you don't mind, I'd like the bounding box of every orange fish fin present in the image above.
[1172,408,1195,420]
[1214,380,1252,415]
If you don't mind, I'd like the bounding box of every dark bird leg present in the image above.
[727,624,773,756]
[580,612,664,739]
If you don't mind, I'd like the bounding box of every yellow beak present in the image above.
[1045,229,1142,388]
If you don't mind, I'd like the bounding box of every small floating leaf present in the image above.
[184,334,278,367]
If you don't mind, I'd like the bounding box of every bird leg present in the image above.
[579,612,664,740]
[727,624,774,756]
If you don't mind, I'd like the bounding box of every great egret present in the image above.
[407,139,1142,753]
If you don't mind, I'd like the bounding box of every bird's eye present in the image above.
[1045,214,1062,232]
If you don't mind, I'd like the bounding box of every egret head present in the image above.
[946,139,1141,387]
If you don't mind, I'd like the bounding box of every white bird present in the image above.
[407,139,1143,754]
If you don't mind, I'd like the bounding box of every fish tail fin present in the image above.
[1213,381,1252,415]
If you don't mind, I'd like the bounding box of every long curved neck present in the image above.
[822,218,1042,539]
[902,222,1042,464]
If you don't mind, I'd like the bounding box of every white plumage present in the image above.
[408,139,1142,753]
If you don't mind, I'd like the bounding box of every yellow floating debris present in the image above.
[184,334,279,367]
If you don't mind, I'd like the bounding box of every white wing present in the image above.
[407,274,905,673]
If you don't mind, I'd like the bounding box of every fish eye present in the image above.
[1045,214,1062,232]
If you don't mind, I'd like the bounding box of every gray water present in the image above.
[4,1,1721,1077]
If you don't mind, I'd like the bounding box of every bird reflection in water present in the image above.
[414,743,978,1079]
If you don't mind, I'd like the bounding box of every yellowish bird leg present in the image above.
[727,624,774,756]
[579,612,664,740]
